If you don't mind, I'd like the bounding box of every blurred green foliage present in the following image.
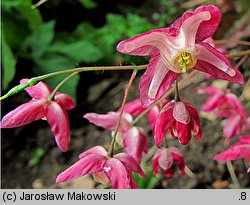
[28,147,45,167]
[133,162,161,189]
[2,0,155,101]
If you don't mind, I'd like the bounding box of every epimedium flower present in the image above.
[0,79,75,152]
[214,135,250,172]
[153,147,185,179]
[197,85,249,138]
[117,5,243,107]
[56,146,146,189]
[154,100,202,146]
[83,111,148,163]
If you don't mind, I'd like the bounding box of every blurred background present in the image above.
[1,0,250,188]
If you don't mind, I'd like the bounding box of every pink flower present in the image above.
[154,100,202,146]
[197,86,249,138]
[153,147,185,178]
[214,135,250,167]
[0,79,75,152]
[56,146,146,189]
[83,111,148,163]
[117,5,243,107]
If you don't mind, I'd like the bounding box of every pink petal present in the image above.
[175,121,192,145]
[117,29,170,56]
[122,99,145,116]
[139,55,180,107]
[114,153,146,177]
[45,102,70,152]
[20,79,52,99]
[138,127,148,154]
[173,102,190,124]
[152,149,163,177]
[171,149,185,176]
[122,127,147,163]
[146,105,160,131]
[56,154,106,184]
[79,146,107,159]
[223,115,243,139]
[154,102,175,147]
[239,135,250,144]
[103,158,134,189]
[197,85,223,96]
[172,5,221,41]
[148,58,170,99]
[175,10,212,49]
[185,102,202,141]
[55,92,75,111]
[162,166,175,179]
[214,143,250,161]
[195,42,243,84]
[83,112,131,132]
[226,93,248,118]
[158,149,174,170]
[0,99,46,128]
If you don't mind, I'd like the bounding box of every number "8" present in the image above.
[240,192,246,200]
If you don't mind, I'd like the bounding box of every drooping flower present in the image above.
[154,100,202,146]
[0,79,75,152]
[197,85,249,138]
[56,146,146,189]
[117,5,243,107]
[214,135,250,172]
[83,111,148,163]
[153,147,185,178]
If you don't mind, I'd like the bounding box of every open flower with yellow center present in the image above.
[117,5,243,107]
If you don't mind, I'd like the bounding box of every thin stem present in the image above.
[215,39,250,47]
[48,72,79,101]
[226,161,241,188]
[0,64,147,101]
[235,54,249,70]
[175,79,180,102]
[226,49,250,58]
[32,0,49,9]
[108,69,138,157]
[31,64,148,83]
[132,70,198,125]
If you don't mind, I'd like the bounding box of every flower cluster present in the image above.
[1,4,247,189]
[197,86,249,138]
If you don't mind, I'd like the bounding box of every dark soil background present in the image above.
[1,0,250,188]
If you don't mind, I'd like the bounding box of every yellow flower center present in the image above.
[174,52,196,73]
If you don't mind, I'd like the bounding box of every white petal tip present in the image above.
[228,69,236,77]
[202,11,211,20]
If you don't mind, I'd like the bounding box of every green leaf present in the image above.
[3,11,30,49]
[2,36,16,90]
[16,0,43,32]
[48,40,104,63]
[34,54,79,102]
[133,163,161,189]
[78,0,97,9]
[24,21,56,58]
[28,148,45,167]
